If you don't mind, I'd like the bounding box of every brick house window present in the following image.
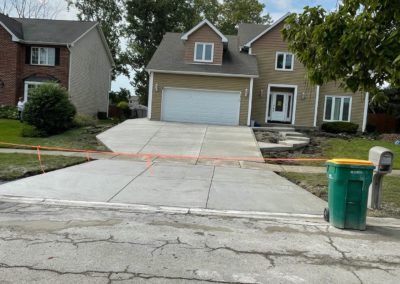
[324,96,352,122]
[194,42,214,63]
[31,47,56,66]
[275,52,294,71]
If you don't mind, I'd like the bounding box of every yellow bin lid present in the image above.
[327,159,374,166]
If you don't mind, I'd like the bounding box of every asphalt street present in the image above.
[0,201,399,283]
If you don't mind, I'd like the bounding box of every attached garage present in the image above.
[161,88,241,125]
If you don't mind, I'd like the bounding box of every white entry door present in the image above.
[270,92,293,122]
[161,88,241,125]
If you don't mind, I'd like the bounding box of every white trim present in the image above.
[163,86,241,93]
[181,19,228,43]
[323,96,352,122]
[146,69,258,78]
[362,92,369,132]
[0,22,20,41]
[23,81,45,102]
[107,68,112,118]
[244,13,291,47]
[275,52,294,71]
[147,72,154,119]
[247,78,254,126]
[265,84,298,125]
[66,44,72,97]
[71,23,98,45]
[313,85,320,127]
[194,42,214,63]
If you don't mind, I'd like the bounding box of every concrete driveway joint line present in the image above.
[137,123,165,153]
[195,124,209,165]
[205,165,216,208]
[106,162,152,202]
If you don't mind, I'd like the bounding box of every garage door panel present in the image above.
[161,88,241,125]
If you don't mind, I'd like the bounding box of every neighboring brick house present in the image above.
[146,14,369,131]
[0,13,114,116]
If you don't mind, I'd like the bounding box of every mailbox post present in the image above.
[368,147,394,209]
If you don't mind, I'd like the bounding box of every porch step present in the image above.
[253,126,295,133]
[285,136,310,143]
[258,142,293,152]
[279,140,309,149]
[280,131,306,138]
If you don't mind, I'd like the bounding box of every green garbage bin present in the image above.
[325,159,375,230]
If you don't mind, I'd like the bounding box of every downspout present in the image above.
[66,44,72,100]
[148,71,154,119]
[362,92,369,132]
[247,78,254,126]
[107,68,112,118]
[313,85,320,127]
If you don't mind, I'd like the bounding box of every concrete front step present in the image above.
[280,131,307,138]
[253,127,295,133]
[279,140,309,149]
[258,142,293,152]
[283,136,310,143]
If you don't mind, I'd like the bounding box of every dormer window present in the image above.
[194,42,214,63]
[275,52,294,71]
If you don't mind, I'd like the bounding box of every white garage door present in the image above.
[161,88,241,125]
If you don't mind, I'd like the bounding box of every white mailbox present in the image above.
[368,146,394,174]
[368,146,394,209]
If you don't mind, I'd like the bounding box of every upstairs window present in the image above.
[275,52,294,71]
[194,42,214,62]
[324,96,352,122]
[31,47,56,66]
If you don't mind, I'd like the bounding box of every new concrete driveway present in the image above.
[97,119,263,163]
[0,159,326,214]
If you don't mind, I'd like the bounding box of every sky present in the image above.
[56,0,340,95]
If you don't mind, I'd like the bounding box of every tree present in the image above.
[282,1,400,96]
[218,0,272,35]
[0,0,62,18]
[66,0,127,78]
[109,88,131,105]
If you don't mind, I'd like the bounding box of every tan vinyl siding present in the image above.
[151,73,250,125]
[69,27,112,116]
[184,25,223,65]
[317,82,366,130]
[251,21,317,127]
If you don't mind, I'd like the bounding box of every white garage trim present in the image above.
[147,72,154,119]
[161,87,241,125]
[247,78,254,126]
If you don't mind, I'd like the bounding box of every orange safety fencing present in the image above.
[0,141,329,174]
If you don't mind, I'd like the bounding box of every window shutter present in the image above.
[55,48,60,66]
[25,46,31,64]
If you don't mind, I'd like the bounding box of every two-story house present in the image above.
[0,13,114,116]
[146,14,369,131]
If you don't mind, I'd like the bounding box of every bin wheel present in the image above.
[323,208,329,222]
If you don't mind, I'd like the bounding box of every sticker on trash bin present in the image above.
[350,170,363,175]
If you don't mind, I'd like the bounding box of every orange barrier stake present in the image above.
[146,157,154,176]
[86,151,91,162]
[36,146,46,174]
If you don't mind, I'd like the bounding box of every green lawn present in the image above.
[0,119,112,151]
[280,172,400,218]
[0,153,86,181]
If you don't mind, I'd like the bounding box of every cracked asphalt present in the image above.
[0,202,399,283]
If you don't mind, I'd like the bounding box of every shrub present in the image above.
[21,124,47,137]
[0,105,18,119]
[321,122,359,134]
[117,101,131,119]
[23,84,76,135]
[73,114,97,127]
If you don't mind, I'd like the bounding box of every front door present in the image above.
[270,92,293,122]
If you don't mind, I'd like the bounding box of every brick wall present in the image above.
[0,26,20,105]
[0,25,69,106]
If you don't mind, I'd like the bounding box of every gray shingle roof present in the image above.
[146,33,258,77]
[0,13,23,39]
[237,23,269,47]
[0,13,97,44]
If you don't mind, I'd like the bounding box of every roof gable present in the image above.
[244,13,291,47]
[181,19,228,43]
[0,12,23,40]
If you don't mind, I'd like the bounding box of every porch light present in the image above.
[245,88,248,97]
[155,83,158,92]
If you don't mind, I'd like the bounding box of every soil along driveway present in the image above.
[97,119,263,163]
[0,159,326,215]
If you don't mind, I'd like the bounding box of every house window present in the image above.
[31,47,56,66]
[194,42,214,62]
[275,52,294,71]
[324,96,352,122]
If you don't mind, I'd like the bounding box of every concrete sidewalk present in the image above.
[2,148,400,176]
[0,159,326,215]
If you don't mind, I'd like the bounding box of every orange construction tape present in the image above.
[36,146,46,174]
[0,141,329,163]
